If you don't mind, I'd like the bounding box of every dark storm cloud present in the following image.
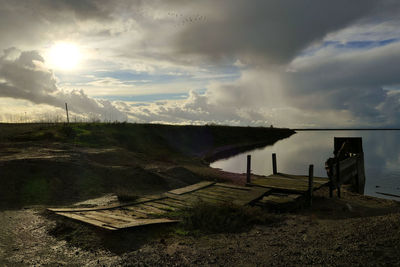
[279,42,400,125]
[39,0,112,20]
[175,0,389,64]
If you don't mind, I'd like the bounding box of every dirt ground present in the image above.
[0,124,399,266]
[1,188,400,266]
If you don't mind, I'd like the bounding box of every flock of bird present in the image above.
[167,12,207,27]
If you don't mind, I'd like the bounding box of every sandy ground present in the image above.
[1,188,400,266]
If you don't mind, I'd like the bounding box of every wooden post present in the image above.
[272,153,277,175]
[336,160,341,198]
[308,164,314,206]
[246,155,251,184]
[65,103,70,124]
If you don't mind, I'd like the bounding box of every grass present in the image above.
[0,122,294,161]
[114,188,140,202]
[163,201,282,234]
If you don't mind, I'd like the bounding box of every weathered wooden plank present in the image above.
[143,202,177,211]
[267,175,328,185]
[95,210,140,222]
[215,183,251,191]
[153,199,187,209]
[190,191,231,202]
[125,203,166,215]
[251,179,310,192]
[82,211,133,226]
[156,198,191,208]
[168,181,215,195]
[194,189,237,200]
[105,209,147,219]
[232,187,271,206]
[114,218,179,229]
[251,175,328,193]
[55,212,118,230]
[47,194,167,213]
[204,186,249,197]
[270,173,328,184]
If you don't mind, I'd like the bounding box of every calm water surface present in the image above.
[211,131,400,200]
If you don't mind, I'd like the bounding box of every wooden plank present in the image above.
[271,173,328,184]
[251,179,310,192]
[178,193,224,204]
[194,189,237,200]
[55,212,118,230]
[156,198,191,208]
[143,202,177,211]
[82,211,133,226]
[190,191,231,202]
[232,187,271,206]
[47,194,167,213]
[125,203,166,215]
[114,218,179,229]
[215,183,251,191]
[168,181,215,195]
[105,209,147,219]
[95,210,140,222]
[205,186,249,197]
[153,199,187,209]
[251,176,328,193]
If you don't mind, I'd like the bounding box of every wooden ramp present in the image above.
[48,181,270,230]
[250,173,330,208]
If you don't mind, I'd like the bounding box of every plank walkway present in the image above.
[48,181,270,230]
[49,174,330,230]
[250,173,329,193]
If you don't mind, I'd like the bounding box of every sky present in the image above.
[1,0,400,127]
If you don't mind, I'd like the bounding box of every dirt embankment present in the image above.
[0,123,294,209]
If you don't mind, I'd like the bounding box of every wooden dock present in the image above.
[49,153,330,230]
[48,181,270,230]
[250,173,329,207]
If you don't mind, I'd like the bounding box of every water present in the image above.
[211,131,400,200]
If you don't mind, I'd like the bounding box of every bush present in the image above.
[170,201,280,234]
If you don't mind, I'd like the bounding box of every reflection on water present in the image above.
[211,131,400,200]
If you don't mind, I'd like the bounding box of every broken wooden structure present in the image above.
[48,182,269,230]
[325,137,366,198]
[49,153,331,230]
[246,154,329,208]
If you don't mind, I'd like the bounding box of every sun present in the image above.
[47,42,81,70]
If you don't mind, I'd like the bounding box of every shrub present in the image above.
[170,201,280,234]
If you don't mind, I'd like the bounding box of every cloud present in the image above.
[174,0,384,65]
[1,1,400,127]
[281,42,400,125]
[0,48,126,121]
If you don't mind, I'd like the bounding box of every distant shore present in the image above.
[294,128,400,131]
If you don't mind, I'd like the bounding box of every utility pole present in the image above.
[65,103,70,124]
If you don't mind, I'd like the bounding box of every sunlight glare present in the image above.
[47,42,81,70]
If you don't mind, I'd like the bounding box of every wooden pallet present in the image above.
[48,181,270,230]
